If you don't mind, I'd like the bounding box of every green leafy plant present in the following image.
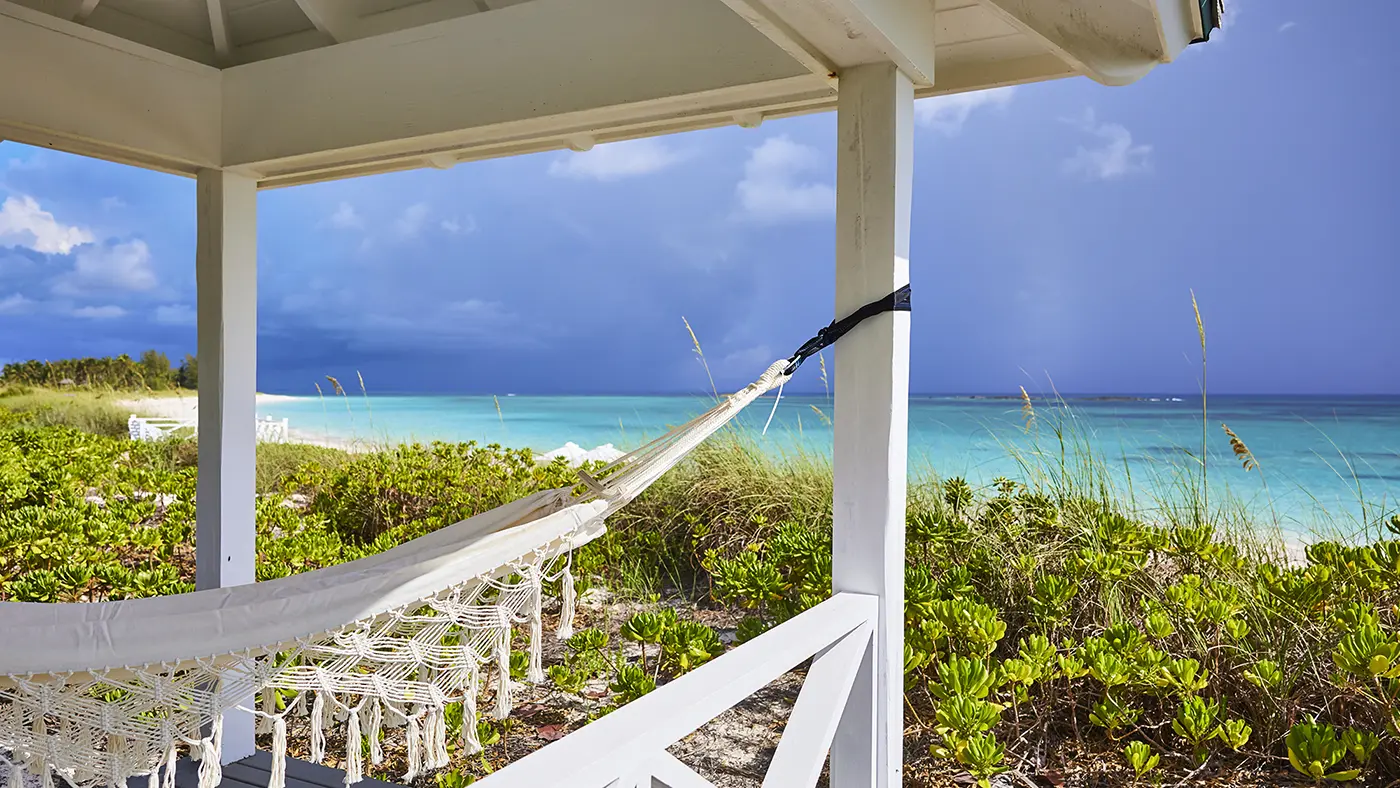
[508,650,530,681]
[957,732,1008,788]
[609,662,657,704]
[1218,718,1252,751]
[1172,695,1223,764]
[659,619,724,673]
[545,664,590,694]
[1286,721,1362,783]
[1123,741,1160,781]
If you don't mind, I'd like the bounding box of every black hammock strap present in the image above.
[782,284,911,376]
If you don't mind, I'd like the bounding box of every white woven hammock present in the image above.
[0,361,791,788]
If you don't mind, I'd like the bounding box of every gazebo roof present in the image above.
[1,0,1216,187]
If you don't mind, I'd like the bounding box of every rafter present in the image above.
[975,0,1173,85]
[71,0,100,23]
[292,0,358,42]
[712,0,838,84]
[205,0,232,64]
[711,0,937,86]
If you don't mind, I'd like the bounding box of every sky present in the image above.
[1,1,1398,396]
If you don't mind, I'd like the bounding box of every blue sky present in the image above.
[2,1,1397,396]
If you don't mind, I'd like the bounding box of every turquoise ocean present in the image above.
[257,393,1400,538]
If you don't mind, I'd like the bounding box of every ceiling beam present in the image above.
[222,0,817,170]
[713,0,937,86]
[975,0,1181,86]
[0,0,221,174]
[205,0,232,64]
[71,0,100,23]
[356,0,484,38]
[291,0,358,42]
[713,0,838,84]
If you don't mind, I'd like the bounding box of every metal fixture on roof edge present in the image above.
[734,112,764,129]
[568,135,597,152]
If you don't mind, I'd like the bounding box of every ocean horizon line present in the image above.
[255,390,1400,400]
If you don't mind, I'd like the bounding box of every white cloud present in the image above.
[548,139,688,181]
[154,304,196,326]
[441,216,477,235]
[0,293,35,315]
[734,136,835,224]
[71,305,126,319]
[915,87,1016,135]
[1278,21,1296,32]
[325,202,364,231]
[52,239,157,296]
[100,197,127,211]
[0,195,95,254]
[395,203,430,238]
[1061,109,1152,181]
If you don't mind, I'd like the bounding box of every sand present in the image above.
[117,393,363,451]
[117,395,625,463]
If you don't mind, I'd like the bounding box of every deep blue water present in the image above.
[258,393,1400,537]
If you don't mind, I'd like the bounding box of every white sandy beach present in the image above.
[116,395,625,464]
[117,393,366,450]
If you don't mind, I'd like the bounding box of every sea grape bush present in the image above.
[0,408,582,601]
[700,474,1400,782]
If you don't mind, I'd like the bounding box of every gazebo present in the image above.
[0,0,1218,785]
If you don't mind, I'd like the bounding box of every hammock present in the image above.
[0,361,792,788]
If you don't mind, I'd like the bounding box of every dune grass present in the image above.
[0,385,133,436]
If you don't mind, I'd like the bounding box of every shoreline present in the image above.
[116,395,624,464]
[118,394,368,452]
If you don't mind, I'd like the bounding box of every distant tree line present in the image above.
[1,351,197,390]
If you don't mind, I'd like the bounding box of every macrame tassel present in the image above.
[161,740,178,788]
[493,629,513,720]
[462,668,482,756]
[196,740,219,788]
[309,693,327,764]
[342,708,362,787]
[428,708,449,769]
[211,711,224,763]
[197,716,222,788]
[402,716,422,783]
[366,700,384,766]
[290,692,307,717]
[556,563,576,641]
[30,715,52,788]
[268,717,287,788]
[9,762,26,788]
[258,689,278,735]
[528,569,546,684]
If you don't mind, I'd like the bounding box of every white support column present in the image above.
[195,168,258,763]
[829,62,912,788]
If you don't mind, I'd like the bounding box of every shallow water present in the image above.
[258,393,1400,538]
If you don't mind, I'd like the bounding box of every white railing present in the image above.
[128,414,196,441]
[475,592,878,788]
[128,414,290,443]
[255,416,290,443]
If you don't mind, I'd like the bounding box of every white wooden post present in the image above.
[195,168,258,763]
[829,62,912,788]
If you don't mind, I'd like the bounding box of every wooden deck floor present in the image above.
[173,753,401,788]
